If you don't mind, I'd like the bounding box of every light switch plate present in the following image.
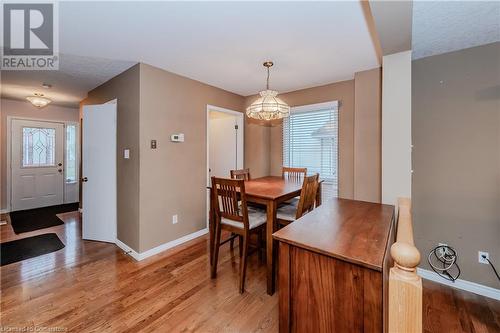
[124,149,130,159]
[170,134,184,142]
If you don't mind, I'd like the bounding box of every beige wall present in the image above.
[354,68,381,202]
[0,98,79,211]
[243,103,272,178]
[413,42,500,288]
[138,63,244,252]
[81,64,141,251]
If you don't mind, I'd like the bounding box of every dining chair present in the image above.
[281,167,308,206]
[282,167,307,180]
[229,168,253,250]
[211,177,266,293]
[230,168,251,181]
[277,173,319,227]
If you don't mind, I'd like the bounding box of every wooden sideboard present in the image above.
[273,198,395,333]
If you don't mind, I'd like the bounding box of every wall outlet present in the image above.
[172,214,178,224]
[478,251,489,264]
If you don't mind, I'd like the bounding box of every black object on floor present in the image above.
[10,203,79,234]
[0,233,65,266]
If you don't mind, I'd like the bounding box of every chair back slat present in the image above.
[211,177,248,227]
[295,173,319,219]
[282,167,307,180]
[230,168,251,181]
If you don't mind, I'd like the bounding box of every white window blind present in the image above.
[283,101,339,198]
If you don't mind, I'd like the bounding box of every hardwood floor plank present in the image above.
[1,212,498,332]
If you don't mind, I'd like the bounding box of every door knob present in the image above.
[58,163,62,166]
[82,177,88,182]
[58,169,63,173]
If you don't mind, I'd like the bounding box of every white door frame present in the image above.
[6,116,80,213]
[206,105,244,227]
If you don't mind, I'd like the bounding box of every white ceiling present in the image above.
[1,1,379,107]
[412,1,500,59]
[1,54,136,107]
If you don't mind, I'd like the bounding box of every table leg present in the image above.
[266,200,277,295]
[316,181,322,207]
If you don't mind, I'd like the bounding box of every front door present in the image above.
[11,119,65,211]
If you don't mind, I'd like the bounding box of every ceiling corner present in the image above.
[368,0,413,56]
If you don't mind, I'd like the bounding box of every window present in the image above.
[283,102,338,199]
[65,124,77,183]
[22,127,56,167]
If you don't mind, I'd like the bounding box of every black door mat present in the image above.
[1,233,65,266]
[10,203,79,234]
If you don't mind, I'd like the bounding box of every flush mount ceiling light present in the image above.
[26,93,51,108]
[246,61,290,121]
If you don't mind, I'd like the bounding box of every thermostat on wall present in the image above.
[171,133,184,142]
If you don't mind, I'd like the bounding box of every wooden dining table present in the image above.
[208,176,322,295]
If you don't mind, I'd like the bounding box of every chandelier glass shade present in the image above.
[246,62,290,121]
[26,93,51,108]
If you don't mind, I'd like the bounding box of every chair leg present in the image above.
[209,211,214,266]
[211,220,222,279]
[229,232,235,250]
[239,231,250,294]
[238,235,243,257]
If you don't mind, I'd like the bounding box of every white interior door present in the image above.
[208,111,244,179]
[82,103,117,243]
[11,119,65,211]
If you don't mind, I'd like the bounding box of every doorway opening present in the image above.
[206,105,244,224]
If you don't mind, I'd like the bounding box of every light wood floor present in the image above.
[1,212,499,332]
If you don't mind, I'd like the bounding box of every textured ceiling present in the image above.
[59,2,379,97]
[1,54,136,108]
[1,1,379,107]
[412,1,500,59]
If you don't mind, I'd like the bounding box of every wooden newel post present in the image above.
[388,198,422,333]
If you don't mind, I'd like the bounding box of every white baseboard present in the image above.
[115,239,141,261]
[0,209,10,214]
[115,228,208,262]
[418,268,500,300]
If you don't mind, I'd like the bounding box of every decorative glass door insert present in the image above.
[22,127,56,167]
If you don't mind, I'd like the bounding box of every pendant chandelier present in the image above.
[246,61,290,121]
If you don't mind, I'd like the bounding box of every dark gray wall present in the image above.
[412,42,500,288]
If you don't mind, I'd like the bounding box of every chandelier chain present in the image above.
[266,66,270,90]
